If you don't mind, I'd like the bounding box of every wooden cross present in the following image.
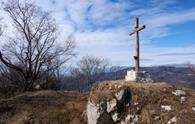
[129,18,146,72]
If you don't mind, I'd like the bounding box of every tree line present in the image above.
[0,0,125,96]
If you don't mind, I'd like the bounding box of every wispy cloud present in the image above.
[157,52,195,56]
[144,8,195,28]
[1,0,195,66]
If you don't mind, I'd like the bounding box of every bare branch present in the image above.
[72,56,109,89]
[0,0,76,91]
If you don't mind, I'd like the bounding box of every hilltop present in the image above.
[88,80,195,124]
[0,80,195,124]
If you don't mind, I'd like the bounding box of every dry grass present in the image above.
[0,80,194,124]
[90,80,195,124]
[0,90,88,124]
[90,80,173,103]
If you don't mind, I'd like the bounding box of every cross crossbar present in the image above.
[129,25,146,36]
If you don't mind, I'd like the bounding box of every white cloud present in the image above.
[1,0,195,66]
[87,0,133,26]
[141,45,195,66]
[144,8,195,28]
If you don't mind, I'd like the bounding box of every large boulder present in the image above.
[87,80,195,124]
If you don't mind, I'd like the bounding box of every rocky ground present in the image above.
[0,80,195,124]
[88,80,195,124]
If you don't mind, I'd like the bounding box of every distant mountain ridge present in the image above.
[101,65,195,89]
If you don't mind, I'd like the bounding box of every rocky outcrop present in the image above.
[87,88,131,124]
[87,80,195,124]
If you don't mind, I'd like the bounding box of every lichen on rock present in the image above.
[172,90,186,96]
[87,80,195,124]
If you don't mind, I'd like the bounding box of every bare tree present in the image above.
[71,56,109,90]
[0,0,76,91]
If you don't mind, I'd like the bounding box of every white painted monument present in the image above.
[125,70,153,83]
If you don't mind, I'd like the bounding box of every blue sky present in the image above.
[1,0,195,66]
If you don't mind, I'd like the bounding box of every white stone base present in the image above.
[125,70,137,81]
[125,70,153,83]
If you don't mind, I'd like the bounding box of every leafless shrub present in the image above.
[70,55,109,90]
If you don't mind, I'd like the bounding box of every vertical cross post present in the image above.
[135,18,140,72]
[129,18,145,72]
